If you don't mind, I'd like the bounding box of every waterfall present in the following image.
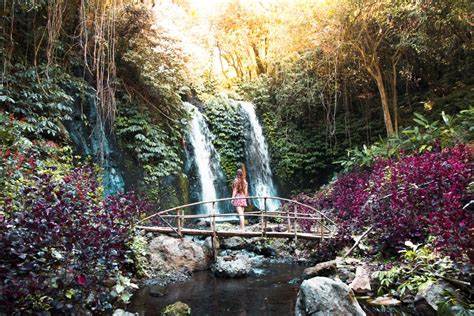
[239,101,280,211]
[184,102,228,214]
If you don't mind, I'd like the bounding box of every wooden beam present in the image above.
[137,196,336,227]
[136,226,334,240]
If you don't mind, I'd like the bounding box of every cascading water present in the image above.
[184,102,229,214]
[239,101,280,211]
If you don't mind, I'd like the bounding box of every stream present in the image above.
[130,263,304,315]
[129,263,411,316]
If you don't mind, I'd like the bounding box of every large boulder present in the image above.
[148,236,211,272]
[212,254,252,278]
[295,277,366,316]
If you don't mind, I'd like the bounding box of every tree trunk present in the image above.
[372,65,395,136]
[251,43,266,75]
[391,60,399,135]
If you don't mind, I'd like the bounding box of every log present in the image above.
[343,225,374,258]
[303,260,337,279]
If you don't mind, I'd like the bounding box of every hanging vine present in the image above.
[79,0,119,123]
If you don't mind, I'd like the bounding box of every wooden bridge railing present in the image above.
[135,196,337,241]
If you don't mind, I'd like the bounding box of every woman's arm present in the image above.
[244,181,249,197]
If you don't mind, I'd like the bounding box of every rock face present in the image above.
[148,236,211,272]
[295,277,366,316]
[212,254,252,278]
[349,265,372,294]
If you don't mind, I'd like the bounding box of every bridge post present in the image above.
[211,202,217,260]
[293,205,298,242]
[320,217,324,240]
[261,198,267,236]
[177,209,183,237]
[287,207,291,233]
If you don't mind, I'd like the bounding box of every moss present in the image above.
[161,301,191,316]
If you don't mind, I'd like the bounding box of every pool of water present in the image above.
[129,263,305,316]
[129,263,412,316]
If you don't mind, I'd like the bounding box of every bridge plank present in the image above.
[136,226,333,240]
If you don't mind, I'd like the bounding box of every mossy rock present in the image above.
[161,301,191,316]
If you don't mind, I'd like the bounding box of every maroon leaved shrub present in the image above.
[295,144,473,260]
[0,163,149,313]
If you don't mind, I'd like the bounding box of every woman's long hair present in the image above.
[234,164,247,194]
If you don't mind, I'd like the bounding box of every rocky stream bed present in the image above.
[115,224,465,315]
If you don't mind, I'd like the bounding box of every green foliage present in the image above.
[0,112,81,213]
[0,64,86,138]
[110,272,138,304]
[375,241,455,299]
[338,109,474,171]
[115,5,188,122]
[126,234,149,278]
[115,103,184,184]
[203,96,245,181]
[262,114,334,193]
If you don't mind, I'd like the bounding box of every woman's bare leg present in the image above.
[236,206,244,230]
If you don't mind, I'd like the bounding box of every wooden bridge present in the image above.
[136,196,337,241]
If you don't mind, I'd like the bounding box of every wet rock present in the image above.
[349,265,371,294]
[220,237,246,250]
[143,269,191,287]
[148,236,211,272]
[148,285,167,297]
[302,260,336,279]
[212,254,252,278]
[415,280,459,313]
[113,309,136,316]
[248,254,265,267]
[246,239,277,257]
[369,296,401,306]
[295,277,366,316]
[336,267,355,284]
[195,219,208,227]
[161,301,191,316]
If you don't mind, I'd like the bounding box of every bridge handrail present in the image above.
[137,196,336,227]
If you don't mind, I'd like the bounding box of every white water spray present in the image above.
[239,101,280,211]
[184,102,225,214]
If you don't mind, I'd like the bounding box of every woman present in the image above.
[232,165,248,230]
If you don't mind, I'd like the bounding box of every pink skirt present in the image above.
[232,194,247,207]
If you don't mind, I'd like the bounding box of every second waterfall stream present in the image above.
[239,101,280,211]
[184,100,280,214]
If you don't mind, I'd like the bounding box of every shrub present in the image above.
[0,161,148,313]
[295,144,472,260]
